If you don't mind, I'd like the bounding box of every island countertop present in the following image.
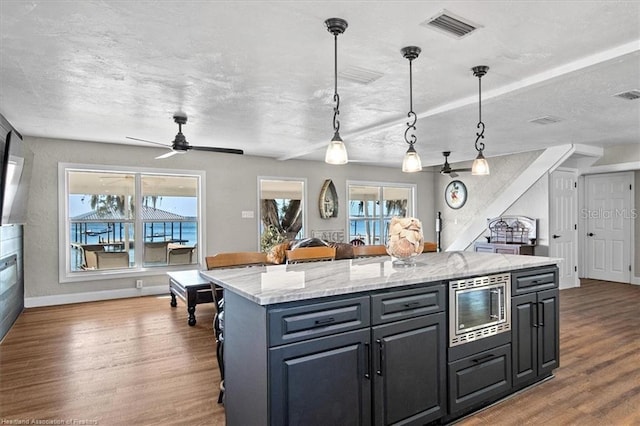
[199,251,561,306]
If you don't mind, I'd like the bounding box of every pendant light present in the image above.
[471,65,490,175]
[324,18,349,165]
[401,46,422,173]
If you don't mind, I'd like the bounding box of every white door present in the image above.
[550,170,578,289]
[585,172,632,283]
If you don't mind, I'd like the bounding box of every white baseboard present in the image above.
[25,285,168,308]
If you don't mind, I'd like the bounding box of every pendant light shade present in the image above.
[402,144,422,172]
[471,150,490,175]
[324,18,348,165]
[401,46,422,173]
[325,131,348,164]
[471,65,490,175]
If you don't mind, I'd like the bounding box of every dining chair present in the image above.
[80,244,104,269]
[167,246,194,265]
[423,241,437,252]
[95,251,129,269]
[205,251,270,404]
[352,244,388,258]
[285,246,336,263]
[143,241,169,265]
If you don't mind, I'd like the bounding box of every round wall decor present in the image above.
[444,180,467,209]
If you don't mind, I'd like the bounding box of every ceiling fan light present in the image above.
[402,145,422,173]
[472,150,490,175]
[325,132,348,165]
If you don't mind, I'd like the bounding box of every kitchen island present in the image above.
[201,251,560,425]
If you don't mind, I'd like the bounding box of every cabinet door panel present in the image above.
[538,289,559,376]
[373,313,446,426]
[270,328,371,426]
[448,344,512,414]
[371,284,445,325]
[512,293,537,387]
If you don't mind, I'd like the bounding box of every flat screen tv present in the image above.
[0,130,32,225]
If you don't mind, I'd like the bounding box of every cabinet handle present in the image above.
[376,339,383,376]
[538,302,545,327]
[472,354,495,364]
[314,317,335,325]
[532,302,538,328]
[364,342,371,379]
[404,301,421,308]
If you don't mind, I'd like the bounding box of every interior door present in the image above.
[549,170,578,289]
[585,172,632,283]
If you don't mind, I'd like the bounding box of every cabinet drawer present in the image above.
[448,343,512,415]
[268,295,370,346]
[512,267,558,296]
[371,284,445,325]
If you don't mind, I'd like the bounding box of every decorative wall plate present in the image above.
[319,179,338,218]
[444,180,467,209]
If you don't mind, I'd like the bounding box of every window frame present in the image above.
[58,163,206,283]
[346,180,417,245]
[256,176,307,250]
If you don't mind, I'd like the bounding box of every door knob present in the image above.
[587,232,595,237]
[552,234,561,239]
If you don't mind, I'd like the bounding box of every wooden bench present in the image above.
[168,270,213,326]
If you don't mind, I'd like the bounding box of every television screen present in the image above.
[1,131,32,225]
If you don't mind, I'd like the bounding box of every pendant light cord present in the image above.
[404,58,417,146]
[332,34,340,133]
[475,73,485,152]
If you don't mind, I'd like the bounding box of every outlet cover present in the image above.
[136,279,143,289]
[241,210,254,219]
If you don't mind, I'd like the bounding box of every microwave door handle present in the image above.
[497,287,503,321]
[489,288,499,320]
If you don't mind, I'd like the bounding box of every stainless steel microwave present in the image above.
[449,273,511,347]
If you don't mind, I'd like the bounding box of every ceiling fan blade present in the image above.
[126,136,170,148]
[449,171,459,178]
[155,150,178,159]
[451,168,472,173]
[190,145,244,155]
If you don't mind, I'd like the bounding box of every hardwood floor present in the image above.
[0,279,638,425]
[458,279,640,426]
[0,295,225,425]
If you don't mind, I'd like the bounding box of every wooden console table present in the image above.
[168,270,213,326]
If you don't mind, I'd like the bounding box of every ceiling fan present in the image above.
[127,114,244,159]
[440,151,471,178]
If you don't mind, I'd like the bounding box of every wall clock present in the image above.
[319,179,338,219]
[444,180,467,209]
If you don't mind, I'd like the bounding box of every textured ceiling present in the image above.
[1,1,639,168]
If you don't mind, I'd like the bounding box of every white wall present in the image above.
[433,150,543,250]
[23,136,434,301]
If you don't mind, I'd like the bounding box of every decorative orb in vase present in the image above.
[386,217,424,266]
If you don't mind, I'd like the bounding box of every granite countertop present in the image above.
[199,251,561,306]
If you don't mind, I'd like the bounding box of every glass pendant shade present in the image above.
[325,131,348,164]
[402,145,422,173]
[471,150,490,175]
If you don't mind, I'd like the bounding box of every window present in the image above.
[347,181,416,245]
[60,164,204,281]
[258,177,306,251]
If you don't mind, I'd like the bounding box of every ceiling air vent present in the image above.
[420,10,481,39]
[613,89,640,100]
[529,116,563,125]
[339,66,384,85]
